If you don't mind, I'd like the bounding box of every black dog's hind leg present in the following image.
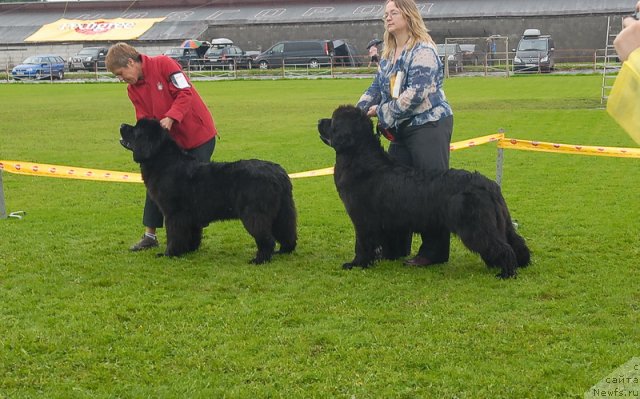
[188,226,203,252]
[272,195,297,254]
[242,215,276,264]
[457,228,518,279]
[380,230,412,260]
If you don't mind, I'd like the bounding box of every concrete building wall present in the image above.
[205,14,615,61]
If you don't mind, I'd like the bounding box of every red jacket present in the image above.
[127,54,217,149]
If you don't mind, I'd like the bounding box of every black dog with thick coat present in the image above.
[318,105,530,278]
[120,118,297,263]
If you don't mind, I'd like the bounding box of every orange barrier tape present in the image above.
[498,138,640,158]
[0,133,508,183]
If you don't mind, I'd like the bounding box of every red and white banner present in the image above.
[25,18,165,42]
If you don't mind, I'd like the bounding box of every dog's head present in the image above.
[318,105,375,152]
[119,118,171,163]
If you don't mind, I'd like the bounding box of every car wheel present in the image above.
[35,70,43,79]
[259,60,269,70]
[309,59,320,68]
[57,70,64,80]
[227,60,235,70]
[247,59,252,69]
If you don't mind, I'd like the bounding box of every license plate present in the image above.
[73,62,83,68]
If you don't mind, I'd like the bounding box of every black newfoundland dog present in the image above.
[120,118,297,263]
[318,105,530,278]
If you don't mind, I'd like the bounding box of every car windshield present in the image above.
[23,56,46,64]
[436,44,459,55]
[77,49,98,55]
[518,39,547,51]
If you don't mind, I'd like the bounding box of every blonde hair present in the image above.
[381,0,434,59]
[105,42,141,72]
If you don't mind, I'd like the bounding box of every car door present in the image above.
[268,43,285,66]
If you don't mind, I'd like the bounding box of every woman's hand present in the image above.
[614,1,640,61]
[160,117,174,130]
[367,105,378,117]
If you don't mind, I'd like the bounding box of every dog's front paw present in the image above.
[496,270,517,279]
[342,261,372,270]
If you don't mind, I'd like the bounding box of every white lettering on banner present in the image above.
[352,3,433,17]
[206,10,241,20]
[353,5,383,16]
[302,7,335,17]
[122,12,149,19]
[256,9,286,19]
[165,11,193,21]
[59,21,136,32]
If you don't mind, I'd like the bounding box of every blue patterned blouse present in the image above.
[357,42,453,129]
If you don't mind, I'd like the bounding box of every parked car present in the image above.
[204,45,253,69]
[68,47,108,72]
[436,44,464,72]
[459,44,485,66]
[332,40,362,67]
[254,40,334,69]
[11,54,65,80]
[163,47,206,69]
[210,38,234,48]
[513,29,555,73]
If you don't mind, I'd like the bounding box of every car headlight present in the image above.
[514,56,522,63]
[85,56,93,61]
[540,56,549,63]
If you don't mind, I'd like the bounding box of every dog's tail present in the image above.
[495,191,531,268]
[273,180,298,254]
[506,223,530,268]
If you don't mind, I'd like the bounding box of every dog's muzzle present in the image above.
[319,135,331,146]
[119,123,135,151]
[119,139,134,151]
[317,119,332,146]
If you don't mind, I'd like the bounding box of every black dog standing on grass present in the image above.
[120,118,297,263]
[318,105,530,278]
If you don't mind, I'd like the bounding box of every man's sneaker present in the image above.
[130,234,159,251]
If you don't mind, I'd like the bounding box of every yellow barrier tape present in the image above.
[497,138,640,158]
[0,160,143,183]
[450,133,504,151]
[288,167,334,179]
[0,134,503,183]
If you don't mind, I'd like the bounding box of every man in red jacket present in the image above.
[106,42,218,251]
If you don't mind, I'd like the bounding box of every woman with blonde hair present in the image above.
[357,0,454,266]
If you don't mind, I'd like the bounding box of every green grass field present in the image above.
[1,76,639,398]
